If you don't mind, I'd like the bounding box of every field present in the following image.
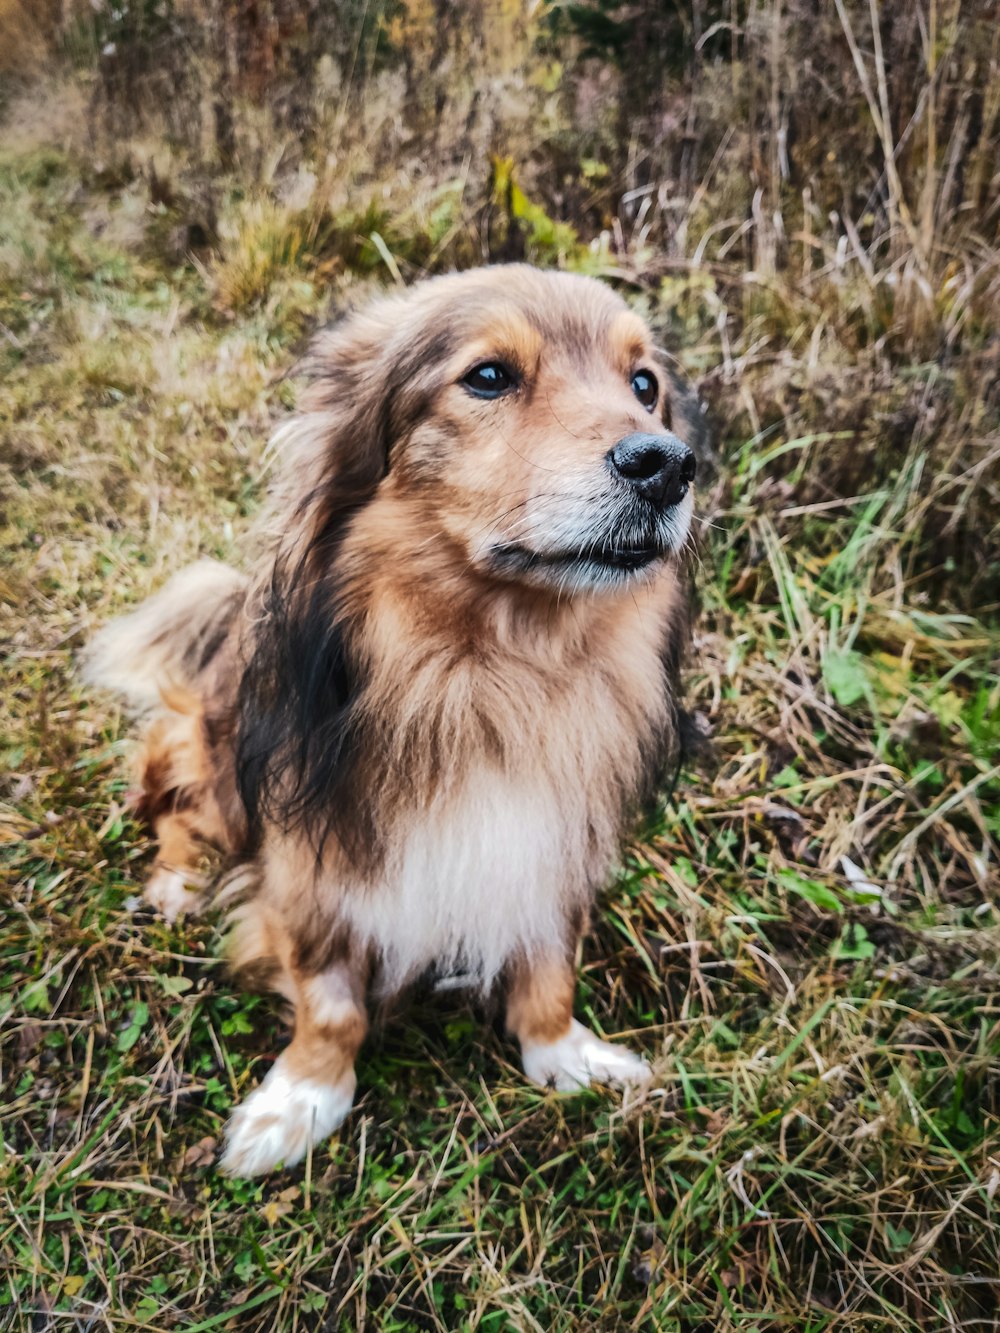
[2,3,999,1329]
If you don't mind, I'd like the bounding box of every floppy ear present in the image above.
[266,300,403,561]
[236,288,453,869]
[236,303,396,866]
[265,290,458,566]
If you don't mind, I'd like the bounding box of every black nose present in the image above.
[609,432,696,508]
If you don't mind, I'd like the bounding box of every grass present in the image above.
[2,16,1000,1327]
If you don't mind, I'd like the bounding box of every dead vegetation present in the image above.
[1,2,999,1328]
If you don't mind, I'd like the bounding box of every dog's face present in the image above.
[299,265,696,595]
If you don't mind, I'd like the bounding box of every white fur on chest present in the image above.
[338,770,600,993]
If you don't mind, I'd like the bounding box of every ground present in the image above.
[2,66,1000,1333]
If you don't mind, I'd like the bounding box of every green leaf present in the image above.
[221,1010,254,1036]
[708,1020,741,1049]
[930,689,964,729]
[580,157,608,180]
[158,974,194,996]
[823,649,868,708]
[21,980,51,1014]
[117,1025,141,1053]
[778,869,843,913]
[885,1221,913,1252]
[831,922,876,959]
[134,1295,160,1323]
[117,1001,150,1052]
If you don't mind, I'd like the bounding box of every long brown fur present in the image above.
[84,265,698,1175]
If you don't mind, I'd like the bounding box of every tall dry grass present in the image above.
[13,1,990,609]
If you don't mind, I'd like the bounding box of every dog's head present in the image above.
[282,265,696,595]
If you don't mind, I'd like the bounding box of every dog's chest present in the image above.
[340,761,613,992]
[337,602,674,990]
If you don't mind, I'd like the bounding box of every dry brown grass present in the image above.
[0,0,65,79]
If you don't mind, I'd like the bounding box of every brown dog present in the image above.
[84,265,697,1176]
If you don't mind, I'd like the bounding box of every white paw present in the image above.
[522,1019,653,1092]
[218,1058,355,1177]
[144,865,205,921]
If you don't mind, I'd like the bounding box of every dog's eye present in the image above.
[461,362,517,399]
[631,370,659,411]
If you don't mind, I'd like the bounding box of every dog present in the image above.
[84,264,698,1177]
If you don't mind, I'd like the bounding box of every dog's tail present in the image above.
[83,560,248,711]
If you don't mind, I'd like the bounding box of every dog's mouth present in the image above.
[489,541,666,577]
[481,489,694,591]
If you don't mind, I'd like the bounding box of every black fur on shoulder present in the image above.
[234,516,377,873]
[232,295,456,876]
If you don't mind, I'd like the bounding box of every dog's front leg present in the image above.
[219,957,367,1177]
[507,953,653,1092]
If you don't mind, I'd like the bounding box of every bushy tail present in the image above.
[83,560,248,711]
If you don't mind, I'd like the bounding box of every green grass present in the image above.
[2,106,1000,1331]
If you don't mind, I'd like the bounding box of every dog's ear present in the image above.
[269,292,454,555]
[238,288,453,870]
[264,302,400,559]
[301,303,402,488]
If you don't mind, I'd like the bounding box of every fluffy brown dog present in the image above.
[85,265,698,1176]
